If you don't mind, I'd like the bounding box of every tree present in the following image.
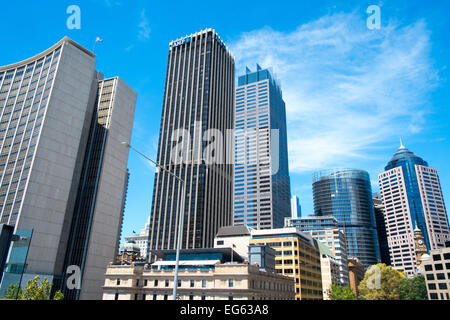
[399,275,428,300]
[358,263,405,300]
[329,284,357,300]
[3,276,64,300]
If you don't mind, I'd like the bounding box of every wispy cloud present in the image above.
[138,9,151,41]
[230,12,438,173]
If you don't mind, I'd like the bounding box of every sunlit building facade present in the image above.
[233,65,291,229]
[0,37,136,299]
[378,143,450,276]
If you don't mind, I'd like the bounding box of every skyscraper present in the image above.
[378,143,450,276]
[0,37,136,299]
[148,29,234,252]
[291,195,301,218]
[233,65,291,229]
[373,193,391,265]
[313,169,380,268]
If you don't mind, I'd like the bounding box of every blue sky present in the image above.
[1,0,450,244]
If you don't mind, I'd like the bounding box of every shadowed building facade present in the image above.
[148,29,234,253]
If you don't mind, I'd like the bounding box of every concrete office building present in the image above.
[233,65,291,229]
[313,169,380,268]
[291,195,301,218]
[250,227,323,300]
[102,248,295,300]
[148,29,234,253]
[378,143,450,276]
[285,216,349,286]
[0,37,136,299]
[124,216,151,258]
[422,242,450,300]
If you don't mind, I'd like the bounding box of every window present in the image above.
[190,280,195,288]
[144,279,148,286]
[154,280,158,287]
[136,279,140,286]
[229,279,234,287]
[433,254,441,261]
[216,240,224,245]
[116,279,121,285]
[142,294,146,300]
[202,280,207,288]
[165,279,169,287]
[189,295,194,300]
[114,293,119,300]
[164,295,168,300]
[153,294,157,300]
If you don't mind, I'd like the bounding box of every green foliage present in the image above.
[329,284,357,300]
[358,263,405,300]
[3,283,22,299]
[3,276,64,300]
[399,275,428,300]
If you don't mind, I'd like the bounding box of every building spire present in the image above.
[399,138,406,149]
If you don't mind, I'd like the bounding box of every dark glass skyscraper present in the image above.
[148,29,234,252]
[313,169,380,268]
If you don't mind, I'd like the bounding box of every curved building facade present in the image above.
[313,169,380,268]
[0,37,136,299]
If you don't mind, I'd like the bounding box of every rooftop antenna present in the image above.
[93,36,103,54]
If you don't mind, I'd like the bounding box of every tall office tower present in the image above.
[285,216,349,285]
[291,195,301,218]
[373,194,391,265]
[0,38,136,299]
[148,29,234,253]
[378,143,450,276]
[313,169,380,268]
[233,65,291,229]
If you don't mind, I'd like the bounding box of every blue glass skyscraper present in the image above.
[313,169,380,268]
[378,143,450,276]
[233,65,291,229]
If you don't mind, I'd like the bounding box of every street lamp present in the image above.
[121,142,185,300]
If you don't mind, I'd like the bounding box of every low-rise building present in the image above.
[285,216,349,285]
[214,225,253,260]
[422,242,450,300]
[250,228,323,300]
[103,248,295,300]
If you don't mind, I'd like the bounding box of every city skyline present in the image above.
[1,1,450,247]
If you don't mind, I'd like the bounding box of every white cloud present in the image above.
[138,9,151,41]
[230,12,438,173]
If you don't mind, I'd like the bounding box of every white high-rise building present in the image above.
[378,143,450,276]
